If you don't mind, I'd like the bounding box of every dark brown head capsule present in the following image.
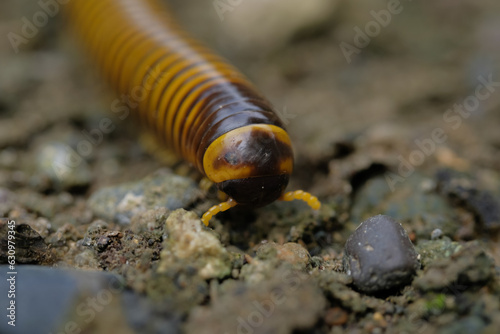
[202,124,293,207]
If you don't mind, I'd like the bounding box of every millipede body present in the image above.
[66,0,319,225]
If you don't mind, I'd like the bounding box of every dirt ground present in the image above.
[1,0,499,333]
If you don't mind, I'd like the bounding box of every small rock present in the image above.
[29,217,52,238]
[324,307,349,326]
[46,223,82,247]
[82,220,109,247]
[431,228,443,240]
[158,209,231,280]
[256,242,311,268]
[96,234,112,251]
[239,257,286,285]
[436,168,500,231]
[0,220,52,264]
[343,215,420,293]
[34,141,92,190]
[93,230,123,252]
[129,207,170,238]
[373,311,388,327]
[88,168,199,224]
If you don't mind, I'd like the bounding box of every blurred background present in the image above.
[1,0,499,185]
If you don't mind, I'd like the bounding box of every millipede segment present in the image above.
[66,0,321,226]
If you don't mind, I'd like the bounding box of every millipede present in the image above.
[66,0,320,226]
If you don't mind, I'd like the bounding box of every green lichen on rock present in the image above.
[413,241,494,291]
[415,237,463,267]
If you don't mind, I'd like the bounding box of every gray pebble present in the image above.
[34,141,92,190]
[0,266,126,334]
[431,228,443,240]
[343,215,420,293]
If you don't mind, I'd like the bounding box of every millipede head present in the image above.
[203,124,293,207]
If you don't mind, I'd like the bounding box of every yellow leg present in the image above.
[279,190,321,210]
[201,191,320,226]
[217,190,229,201]
[199,179,228,201]
[199,177,213,192]
[201,198,237,226]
